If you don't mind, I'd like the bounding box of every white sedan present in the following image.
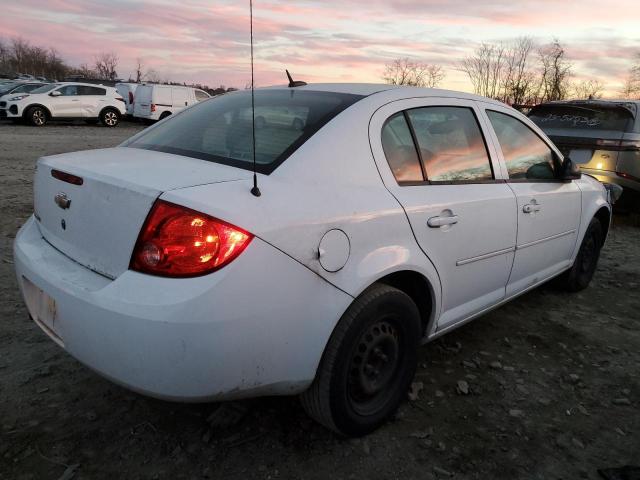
[14,84,611,436]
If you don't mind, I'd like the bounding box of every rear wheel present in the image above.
[556,217,603,292]
[159,111,171,120]
[100,109,120,127]
[301,283,420,436]
[26,106,47,126]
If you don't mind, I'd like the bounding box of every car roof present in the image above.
[261,82,508,106]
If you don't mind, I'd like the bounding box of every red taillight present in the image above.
[131,200,253,278]
[128,91,134,104]
[51,169,83,185]
[150,103,156,112]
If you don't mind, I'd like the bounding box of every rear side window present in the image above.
[125,90,363,174]
[529,104,634,132]
[487,110,556,180]
[406,107,493,182]
[79,86,106,95]
[381,113,423,183]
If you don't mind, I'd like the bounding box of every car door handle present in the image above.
[428,215,459,228]
[523,204,541,214]
[71,99,80,102]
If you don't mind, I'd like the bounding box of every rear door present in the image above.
[370,97,517,330]
[482,105,581,296]
[134,85,153,117]
[78,85,107,117]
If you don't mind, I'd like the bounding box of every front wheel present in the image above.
[556,217,603,292]
[301,283,420,436]
[26,106,47,126]
[100,109,120,127]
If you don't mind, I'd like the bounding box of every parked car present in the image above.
[133,83,210,121]
[14,84,611,436]
[115,82,138,117]
[0,82,126,126]
[529,100,640,207]
[0,81,49,100]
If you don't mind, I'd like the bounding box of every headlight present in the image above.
[9,94,29,101]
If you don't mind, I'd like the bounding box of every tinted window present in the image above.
[487,110,556,180]
[381,113,423,183]
[30,84,59,94]
[406,107,493,182]
[24,84,45,93]
[195,90,209,102]
[58,85,79,96]
[126,90,363,174]
[79,86,106,95]
[529,104,634,132]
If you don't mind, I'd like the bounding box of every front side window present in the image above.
[58,85,79,96]
[487,110,556,180]
[195,90,209,102]
[125,90,363,174]
[406,107,493,182]
[381,113,423,183]
[30,83,59,94]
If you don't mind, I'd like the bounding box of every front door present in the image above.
[51,85,83,117]
[370,98,517,330]
[482,106,581,296]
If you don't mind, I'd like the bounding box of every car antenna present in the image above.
[249,0,261,197]
[286,69,307,87]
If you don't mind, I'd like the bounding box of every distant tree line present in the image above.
[383,38,640,103]
[0,36,236,96]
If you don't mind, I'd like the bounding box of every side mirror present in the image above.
[49,90,62,97]
[559,157,581,181]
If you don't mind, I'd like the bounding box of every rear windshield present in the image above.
[125,89,364,174]
[529,104,634,132]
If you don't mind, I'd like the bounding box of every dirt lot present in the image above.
[0,122,638,480]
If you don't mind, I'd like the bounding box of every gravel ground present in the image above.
[0,122,638,480]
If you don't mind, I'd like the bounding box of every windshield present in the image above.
[529,104,634,132]
[125,89,364,174]
[30,83,60,94]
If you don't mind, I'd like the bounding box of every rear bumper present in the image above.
[14,216,351,401]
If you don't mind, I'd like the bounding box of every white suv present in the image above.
[1,82,126,127]
[14,84,612,436]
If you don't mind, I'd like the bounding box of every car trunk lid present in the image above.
[34,147,250,279]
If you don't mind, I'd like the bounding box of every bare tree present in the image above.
[572,79,604,99]
[620,54,640,99]
[144,68,162,83]
[460,43,507,99]
[383,58,445,88]
[538,39,572,102]
[94,52,118,80]
[501,37,538,104]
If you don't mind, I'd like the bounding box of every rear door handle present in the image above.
[523,204,541,214]
[428,215,459,228]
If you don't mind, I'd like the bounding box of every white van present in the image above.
[115,82,138,116]
[133,84,210,121]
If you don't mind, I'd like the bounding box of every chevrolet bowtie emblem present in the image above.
[54,192,71,209]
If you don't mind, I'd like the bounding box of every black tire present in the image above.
[159,111,171,120]
[556,217,603,292]
[26,106,47,126]
[301,283,420,436]
[100,109,120,127]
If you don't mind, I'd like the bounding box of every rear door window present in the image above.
[487,110,556,180]
[79,86,106,95]
[125,90,363,174]
[406,106,493,182]
[381,113,424,183]
[59,85,79,96]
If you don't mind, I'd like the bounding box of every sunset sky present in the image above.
[2,0,639,95]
